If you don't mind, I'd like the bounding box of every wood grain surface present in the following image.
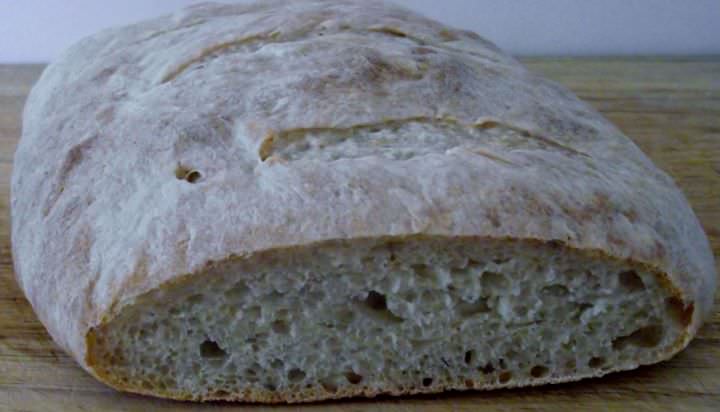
[1,58,718,411]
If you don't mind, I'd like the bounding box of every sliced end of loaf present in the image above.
[86,237,694,402]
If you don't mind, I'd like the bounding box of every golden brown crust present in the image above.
[86,332,692,404]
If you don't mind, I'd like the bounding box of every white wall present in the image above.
[1,0,719,63]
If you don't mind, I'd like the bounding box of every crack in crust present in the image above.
[160,34,269,84]
[159,25,509,85]
[256,117,589,163]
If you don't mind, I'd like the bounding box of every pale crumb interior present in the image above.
[91,238,689,401]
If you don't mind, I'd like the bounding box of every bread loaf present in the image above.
[11,0,716,403]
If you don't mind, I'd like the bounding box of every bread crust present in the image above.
[11,0,715,402]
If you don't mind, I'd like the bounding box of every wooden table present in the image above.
[1,59,719,411]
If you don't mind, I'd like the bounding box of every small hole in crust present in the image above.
[363,291,404,323]
[175,165,202,183]
[320,379,338,393]
[666,297,694,327]
[498,371,512,383]
[480,363,495,374]
[288,368,306,382]
[530,365,549,378]
[588,357,606,368]
[264,382,276,391]
[272,320,289,334]
[345,371,363,384]
[618,270,645,292]
[612,325,664,350]
[199,340,227,359]
[185,170,202,183]
[464,350,475,365]
[422,377,433,386]
[365,290,388,310]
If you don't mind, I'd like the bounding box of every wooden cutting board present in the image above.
[1,58,718,411]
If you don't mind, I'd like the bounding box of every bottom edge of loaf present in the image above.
[85,352,690,404]
[84,235,695,403]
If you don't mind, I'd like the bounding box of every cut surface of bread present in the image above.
[88,237,691,402]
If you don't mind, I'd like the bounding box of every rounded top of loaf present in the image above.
[11,0,715,370]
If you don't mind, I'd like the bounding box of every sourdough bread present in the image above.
[11,0,716,403]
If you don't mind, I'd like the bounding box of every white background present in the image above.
[1,0,719,63]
